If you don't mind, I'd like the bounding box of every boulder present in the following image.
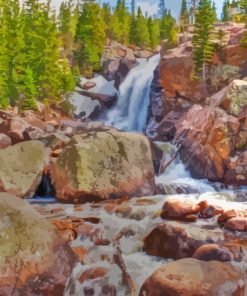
[139,259,245,296]
[50,130,156,202]
[143,221,224,259]
[225,151,247,186]
[175,105,240,180]
[192,244,233,262]
[225,217,247,232]
[0,133,11,149]
[0,141,47,198]
[160,197,201,221]
[0,193,78,295]
[213,80,247,116]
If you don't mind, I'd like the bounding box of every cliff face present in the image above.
[160,23,247,103]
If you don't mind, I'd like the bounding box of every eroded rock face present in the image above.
[139,259,245,296]
[160,23,247,103]
[175,105,240,181]
[0,193,78,295]
[50,129,156,202]
[0,141,47,198]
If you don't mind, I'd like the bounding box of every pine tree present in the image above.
[134,7,150,48]
[179,0,189,42]
[160,10,178,48]
[74,2,106,74]
[222,0,230,21]
[192,0,215,96]
[212,1,218,22]
[158,0,166,18]
[240,0,247,46]
[148,17,160,50]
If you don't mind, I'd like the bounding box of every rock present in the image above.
[0,133,11,149]
[134,50,153,59]
[143,221,224,259]
[225,151,247,186]
[0,193,78,295]
[225,217,247,232]
[38,132,71,150]
[160,197,201,221]
[51,130,156,202]
[160,23,247,103]
[0,111,44,144]
[0,141,47,198]
[198,202,224,219]
[139,258,245,296]
[192,244,233,261]
[80,81,96,90]
[217,209,242,225]
[175,105,240,180]
[216,80,247,116]
[113,58,133,89]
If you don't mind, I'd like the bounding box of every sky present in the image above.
[48,0,225,18]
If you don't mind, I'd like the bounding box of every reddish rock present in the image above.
[0,133,11,149]
[80,81,96,90]
[0,193,78,295]
[225,217,247,232]
[160,198,200,221]
[192,244,233,261]
[198,203,224,219]
[218,209,247,226]
[143,221,224,259]
[225,151,247,186]
[139,259,245,296]
[78,267,109,284]
[175,105,240,180]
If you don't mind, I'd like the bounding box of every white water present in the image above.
[104,55,160,132]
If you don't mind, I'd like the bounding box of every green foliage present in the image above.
[133,7,150,48]
[74,2,106,73]
[160,10,178,48]
[148,17,160,50]
[240,0,247,46]
[221,0,230,21]
[0,0,75,109]
[192,0,215,76]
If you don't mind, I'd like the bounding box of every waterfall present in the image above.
[103,54,160,132]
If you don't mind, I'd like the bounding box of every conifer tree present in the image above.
[192,0,215,96]
[212,1,218,22]
[222,0,230,21]
[160,10,178,48]
[240,0,247,46]
[158,0,166,18]
[148,17,160,50]
[75,1,106,74]
[134,7,150,48]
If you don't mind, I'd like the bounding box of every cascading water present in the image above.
[103,54,160,132]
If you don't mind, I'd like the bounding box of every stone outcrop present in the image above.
[139,259,245,296]
[0,193,78,295]
[50,129,156,202]
[160,23,247,103]
[0,141,47,198]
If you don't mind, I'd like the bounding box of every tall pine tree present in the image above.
[192,0,215,96]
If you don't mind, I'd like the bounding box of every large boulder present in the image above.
[175,105,240,181]
[0,141,47,198]
[50,129,156,202]
[139,259,245,296]
[225,151,247,185]
[0,193,78,295]
[143,221,225,259]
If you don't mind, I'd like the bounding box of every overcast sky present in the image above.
[47,0,225,18]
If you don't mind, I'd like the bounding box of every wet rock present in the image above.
[0,141,47,198]
[225,217,247,232]
[80,81,96,90]
[175,105,240,181]
[0,133,11,149]
[198,201,224,219]
[143,221,224,259]
[217,209,247,226]
[139,258,245,296]
[50,130,156,203]
[113,58,133,90]
[160,197,201,221]
[39,132,71,150]
[0,193,78,295]
[192,244,233,261]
